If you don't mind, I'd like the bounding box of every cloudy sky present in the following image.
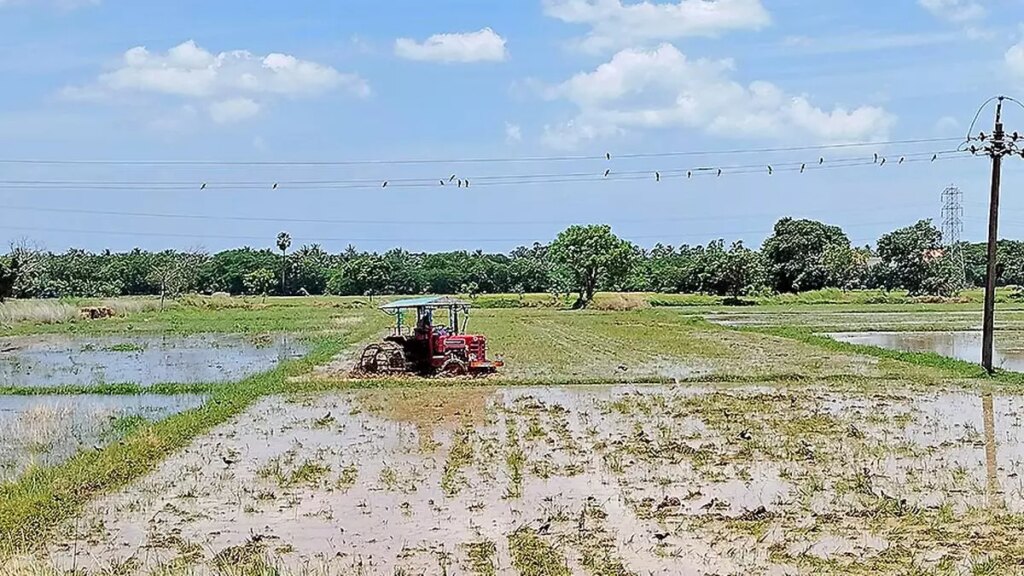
[1,0,1023,253]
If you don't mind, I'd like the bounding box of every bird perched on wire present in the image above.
[687,170,692,178]
[716,168,722,177]
[449,174,456,182]
[932,154,938,162]
[603,169,610,177]
[655,171,660,182]
[873,153,879,164]
[457,179,463,188]
[439,179,445,186]
[605,152,611,160]
[200,182,207,190]
[272,183,278,190]
[767,165,773,175]
[879,157,886,166]
[898,156,905,164]
[800,163,806,173]
[819,157,824,165]
[382,181,388,188]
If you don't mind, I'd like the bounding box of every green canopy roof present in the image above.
[379,296,469,310]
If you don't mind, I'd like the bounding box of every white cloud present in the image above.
[934,115,960,135]
[543,0,770,53]
[1007,38,1024,78]
[394,28,507,63]
[542,43,894,149]
[919,0,986,23]
[505,122,523,143]
[64,40,369,124]
[208,98,260,124]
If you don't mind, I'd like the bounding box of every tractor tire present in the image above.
[359,342,406,374]
[439,356,468,377]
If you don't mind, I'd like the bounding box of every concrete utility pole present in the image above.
[970,96,1021,373]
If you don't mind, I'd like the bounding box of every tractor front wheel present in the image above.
[439,356,468,377]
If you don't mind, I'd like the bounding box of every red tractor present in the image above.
[358,296,503,376]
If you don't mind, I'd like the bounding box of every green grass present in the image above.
[1,297,382,336]
[507,528,569,576]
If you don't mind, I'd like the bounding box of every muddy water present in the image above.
[827,331,1024,371]
[0,333,308,387]
[0,394,206,482]
[42,385,1024,575]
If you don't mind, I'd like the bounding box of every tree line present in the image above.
[0,218,1017,307]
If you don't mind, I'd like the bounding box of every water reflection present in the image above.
[983,392,1003,509]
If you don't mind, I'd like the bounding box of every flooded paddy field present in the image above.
[34,384,1024,575]
[829,331,1024,372]
[703,308,1024,332]
[0,333,308,388]
[0,394,206,482]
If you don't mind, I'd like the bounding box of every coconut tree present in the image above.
[276,231,292,295]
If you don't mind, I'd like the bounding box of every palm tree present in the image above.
[276,231,292,295]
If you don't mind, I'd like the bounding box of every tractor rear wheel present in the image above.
[358,342,406,374]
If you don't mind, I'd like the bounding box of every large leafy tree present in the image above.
[876,219,951,295]
[326,254,393,297]
[762,218,851,293]
[199,248,279,295]
[720,241,766,299]
[548,225,635,308]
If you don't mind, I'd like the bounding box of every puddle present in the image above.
[0,333,309,387]
[0,394,206,482]
[826,331,1024,371]
[707,311,986,329]
[43,385,1024,574]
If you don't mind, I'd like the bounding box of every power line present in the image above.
[0,150,968,192]
[0,136,964,167]
[0,149,959,187]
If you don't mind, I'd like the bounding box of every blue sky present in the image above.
[1,0,1023,254]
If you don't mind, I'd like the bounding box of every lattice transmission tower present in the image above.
[941,184,966,289]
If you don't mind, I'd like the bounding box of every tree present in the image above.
[822,244,869,290]
[876,219,950,295]
[289,244,333,295]
[276,231,292,295]
[147,250,206,308]
[548,225,635,308]
[326,255,392,297]
[762,218,850,293]
[0,256,19,302]
[720,241,766,299]
[198,248,278,294]
[243,268,276,300]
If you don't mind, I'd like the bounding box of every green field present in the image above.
[1,293,1022,575]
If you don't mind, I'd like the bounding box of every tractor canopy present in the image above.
[379,296,469,312]
[379,296,471,336]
